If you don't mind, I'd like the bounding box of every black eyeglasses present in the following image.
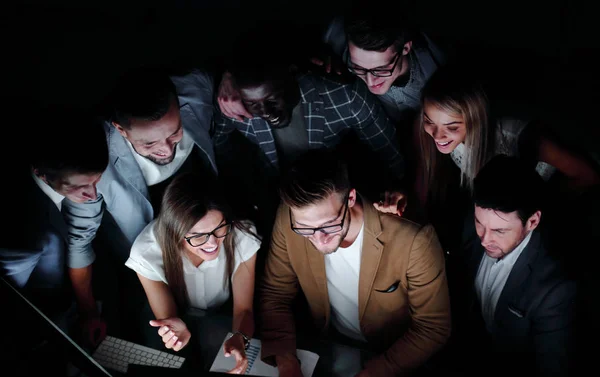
[290,193,349,236]
[184,222,232,247]
[347,53,401,77]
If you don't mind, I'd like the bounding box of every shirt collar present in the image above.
[496,230,533,265]
[31,169,65,211]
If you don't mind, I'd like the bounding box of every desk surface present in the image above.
[182,310,372,377]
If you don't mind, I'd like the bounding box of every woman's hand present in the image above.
[223,333,248,374]
[217,71,253,121]
[149,317,191,352]
[373,190,408,217]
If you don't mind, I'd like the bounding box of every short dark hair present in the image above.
[30,108,109,182]
[229,59,291,90]
[279,149,351,208]
[226,23,298,90]
[110,67,178,129]
[473,155,545,225]
[344,9,411,53]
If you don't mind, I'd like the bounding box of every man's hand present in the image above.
[373,190,408,217]
[78,313,107,348]
[223,333,248,374]
[276,353,304,377]
[149,317,191,352]
[217,71,252,121]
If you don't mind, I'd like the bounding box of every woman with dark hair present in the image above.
[125,172,260,374]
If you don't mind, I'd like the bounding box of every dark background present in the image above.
[2,0,597,163]
[1,1,598,374]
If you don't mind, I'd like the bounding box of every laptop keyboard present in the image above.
[92,336,185,373]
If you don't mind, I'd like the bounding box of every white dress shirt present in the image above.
[126,128,195,186]
[324,222,366,342]
[475,231,533,329]
[125,220,260,310]
[31,170,65,211]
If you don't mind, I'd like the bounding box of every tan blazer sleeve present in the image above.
[365,224,452,376]
[259,206,300,365]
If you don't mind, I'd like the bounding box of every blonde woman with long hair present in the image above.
[125,172,261,374]
[417,65,600,210]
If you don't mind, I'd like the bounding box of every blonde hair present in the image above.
[418,67,493,205]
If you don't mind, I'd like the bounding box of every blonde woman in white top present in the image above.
[125,172,260,374]
[416,65,600,210]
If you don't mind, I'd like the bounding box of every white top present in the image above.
[126,128,195,186]
[31,170,65,211]
[324,222,366,342]
[450,142,466,170]
[125,219,261,309]
[475,231,533,330]
[449,117,556,181]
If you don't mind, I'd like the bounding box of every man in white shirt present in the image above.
[62,66,217,346]
[449,155,577,377]
[0,111,108,333]
[259,149,451,377]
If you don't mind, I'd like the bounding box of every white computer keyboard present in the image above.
[92,335,185,373]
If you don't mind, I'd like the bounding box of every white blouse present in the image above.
[125,219,260,309]
[450,117,556,181]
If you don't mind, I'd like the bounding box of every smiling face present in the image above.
[113,97,183,165]
[347,41,411,95]
[239,79,299,128]
[422,100,467,154]
[289,191,355,255]
[183,210,227,263]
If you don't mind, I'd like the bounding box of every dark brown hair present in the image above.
[155,172,258,310]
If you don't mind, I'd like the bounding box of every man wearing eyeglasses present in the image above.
[62,66,217,347]
[259,149,451,377]
[323,10,447,126]
[213,43,406,235]
[217,7,447,128]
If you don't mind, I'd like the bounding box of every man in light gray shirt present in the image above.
[63,67,217,344]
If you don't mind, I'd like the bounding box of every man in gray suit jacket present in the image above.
[445,155,577,377]
[1,112,108,329]
[62,67,217,345]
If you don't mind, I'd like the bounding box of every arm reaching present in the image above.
[138,273,190,351]
[226,253,257,374]
[259,206,300,366]
[63,196,106,347]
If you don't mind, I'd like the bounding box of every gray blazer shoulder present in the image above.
[1,175,69,288]
[63,68,217,269]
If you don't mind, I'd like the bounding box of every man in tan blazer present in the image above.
[259,149,451,377]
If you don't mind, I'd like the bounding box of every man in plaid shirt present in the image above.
[213,64,405,182]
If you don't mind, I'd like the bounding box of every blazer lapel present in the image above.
[107,124,150,199]
[492,231,540,325]
[305,239,330,323]
[28,174,69,242]
[358,198,384,322]
[50,205,68,242]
